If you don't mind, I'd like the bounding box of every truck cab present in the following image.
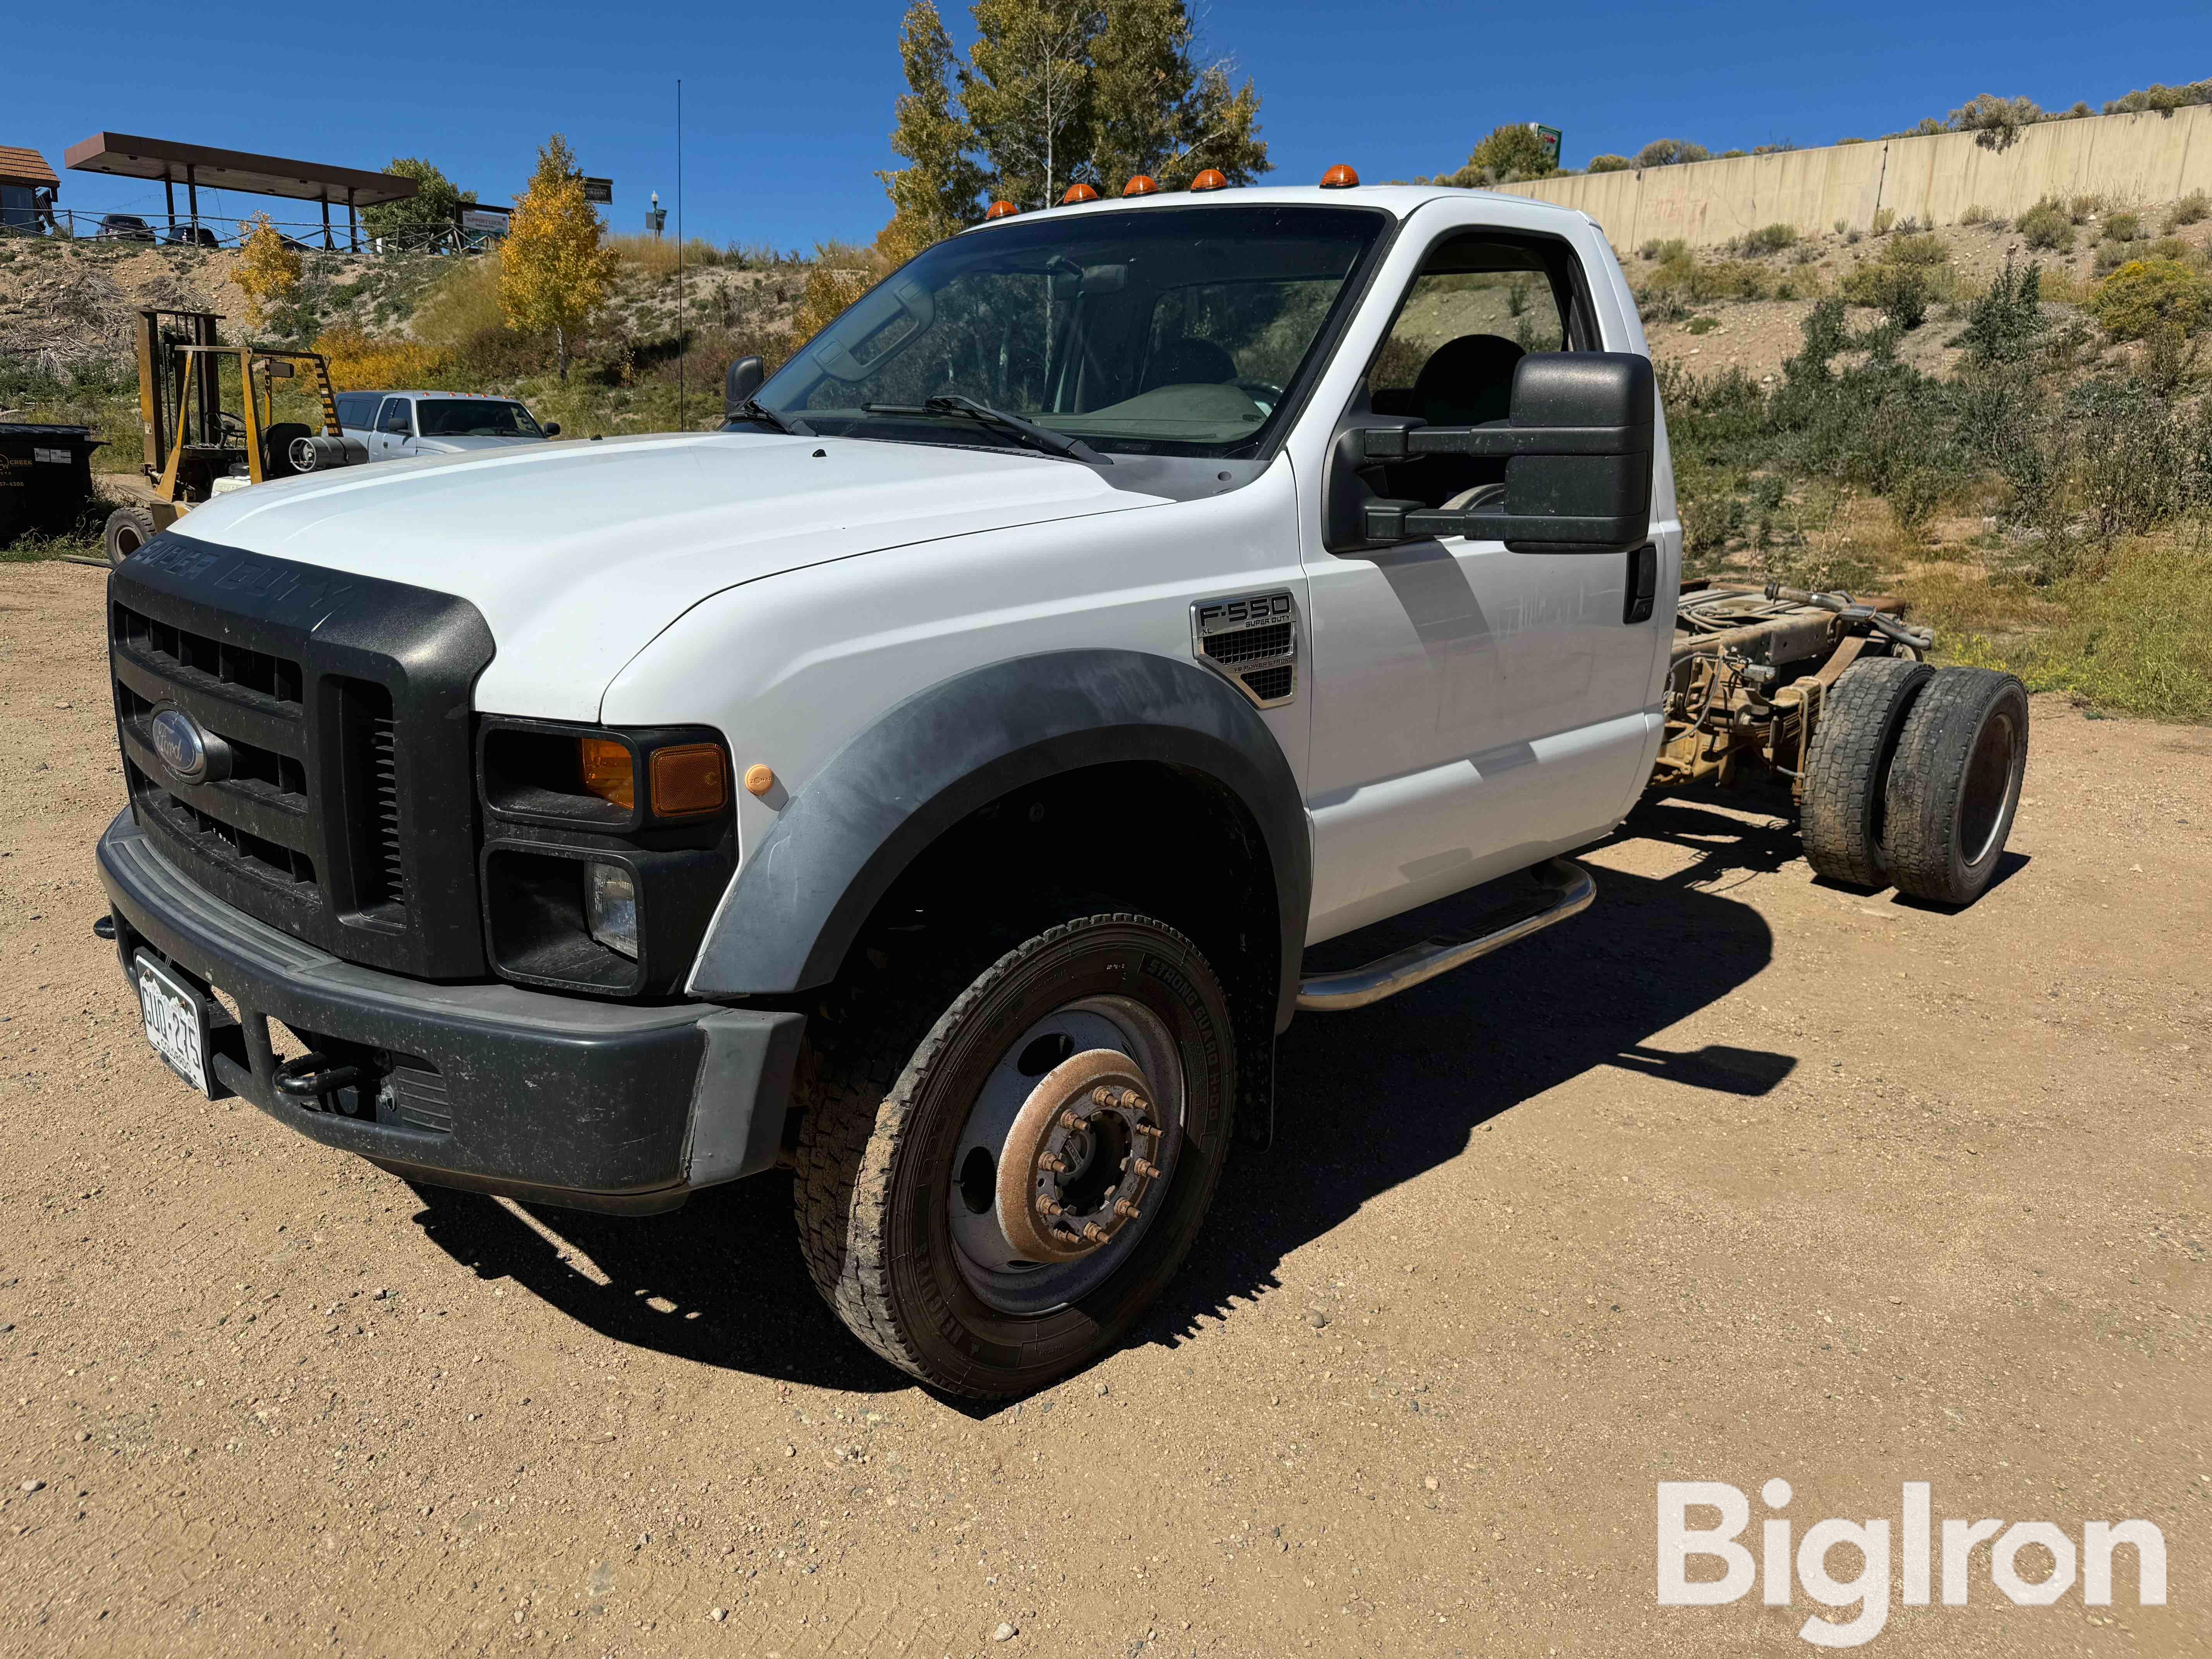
[334,390,557,461]
[95,178,2021,1398]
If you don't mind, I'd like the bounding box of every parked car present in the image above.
[333,390,559,460]
[95,213,155,242]
[161,224,220,248]
[95,179,2028,1399]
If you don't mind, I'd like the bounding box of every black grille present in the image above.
[127,759,318,891]
[113,603,303,707]
[108,536,495,979]
[1240,663,1294,702]
[1202,621,1293,666]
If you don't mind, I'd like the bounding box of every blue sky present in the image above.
[10,2,2207,249]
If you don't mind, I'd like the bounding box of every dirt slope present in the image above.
[0,562,2206,1657]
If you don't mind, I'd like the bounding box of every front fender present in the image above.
[686,649,1310,1030]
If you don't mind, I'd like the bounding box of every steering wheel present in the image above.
[1235,380,1282,415]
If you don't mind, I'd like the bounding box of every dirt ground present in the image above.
[1,560,2207,1657]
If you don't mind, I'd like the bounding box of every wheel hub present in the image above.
[994,1048,1164,1263]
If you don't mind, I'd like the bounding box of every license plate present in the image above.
[136,952,213,1097]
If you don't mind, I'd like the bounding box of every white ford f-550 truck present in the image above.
[96,179,2027,1396]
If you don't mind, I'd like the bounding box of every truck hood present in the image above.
[164,431,1165,720]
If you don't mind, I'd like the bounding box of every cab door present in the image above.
[372,396,415,459]
[1296,220,1666,943]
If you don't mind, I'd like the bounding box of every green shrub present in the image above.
[2148,235,2200,264]
[1587,154,1633,173]
[2102,211,2143,243]
[2019,199,2074,251]
[1685,315,1717,335]
[2166,191,2210,230]
[2090,258,2212,340]
[2069,195,2102,224]
[1961,204,1989,225]
[1871,207,1896,236]
[1885,232,1949,268]
[2093,243,2130,275]
[1635,139,1709,168]
[1958,259,2047,366]
[1841,263,1930,327]
[1743,223,1797,254]
[1832,218,1850,236]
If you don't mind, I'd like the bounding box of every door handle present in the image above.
[1624,545,1657,624]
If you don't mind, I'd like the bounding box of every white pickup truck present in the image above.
[95,179,2026,1396]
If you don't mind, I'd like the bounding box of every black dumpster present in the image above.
[0,423,105,545]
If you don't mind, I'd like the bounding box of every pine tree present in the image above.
[1087,0,1264,191]
[496,134,617,381]
[962,0,1105,210]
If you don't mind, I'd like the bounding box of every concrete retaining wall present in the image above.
[1494,105,2212,252]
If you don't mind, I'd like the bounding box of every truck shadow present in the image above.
[404,793,1794,1402]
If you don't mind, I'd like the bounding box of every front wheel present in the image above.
[103,503,157,566]
[794,912,1237,1397]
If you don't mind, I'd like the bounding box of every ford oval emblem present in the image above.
[149,708,211,782]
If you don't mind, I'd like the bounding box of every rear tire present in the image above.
[1883,667,2029,905]
[793,911,1236,1398]
[1800,655,1933,889]
[103,503,157,566]
[262,422,312,479]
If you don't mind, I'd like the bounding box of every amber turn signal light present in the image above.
[1060,182,1099,204]
[650,744,727,816]
[1122,175,1159,196]
[984,200,1020,220]
[578,737,636,811]
[1320,163,1360,188]
[1190,169,1228,191]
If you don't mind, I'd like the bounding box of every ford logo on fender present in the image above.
[149,707,230,785]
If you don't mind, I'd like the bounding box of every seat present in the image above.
[1140,336,1238,392]
[1398,333,1525,503]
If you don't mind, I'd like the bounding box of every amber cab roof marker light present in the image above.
[1121,175,1159,197]
[1060,182,1099,205]
[1189,169,1228,192]
[984,200,1020,220]
[1320,163,1360,189]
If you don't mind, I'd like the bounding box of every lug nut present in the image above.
[1060,1109,1081,1130]
[1114,1199,1141,1219]
[1133,1158,1159,1179]
[1082,1222,1108,1243]
[1091,1087,1111,1105]
[1036,1195,1061,1216]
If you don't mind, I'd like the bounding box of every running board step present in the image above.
[1295,859,1596,1013]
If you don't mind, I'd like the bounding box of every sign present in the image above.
[1531,125,1563,165]
[460,208,510,235]
[582,177,613,205]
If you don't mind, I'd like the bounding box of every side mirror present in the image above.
[723,355,766,416]
[542,421,561,436]
[1328,352,1655,554]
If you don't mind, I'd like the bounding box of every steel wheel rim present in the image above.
[947,994,1185,1317]
[1959,706,2020,867]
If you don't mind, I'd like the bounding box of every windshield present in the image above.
[416,399,544,438]
[755,204,1388,459]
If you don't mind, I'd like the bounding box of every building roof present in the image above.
[0,146,59,188]
[62,133,418,206]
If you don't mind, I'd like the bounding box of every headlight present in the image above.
[584,861,639,959]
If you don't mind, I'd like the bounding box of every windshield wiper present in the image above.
[729,398,810,436]
[860,394,1107,465]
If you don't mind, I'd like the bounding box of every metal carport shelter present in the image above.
[62,133,418,250]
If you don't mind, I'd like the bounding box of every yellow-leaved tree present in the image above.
[497,134,616,381]
[234,213,303,331]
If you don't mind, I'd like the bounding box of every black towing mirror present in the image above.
[1331,351,1655,554]
[723,355,766,419]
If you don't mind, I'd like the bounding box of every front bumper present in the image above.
[97,810,804,1215]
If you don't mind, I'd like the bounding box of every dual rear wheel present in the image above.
[1802,659,2028,905]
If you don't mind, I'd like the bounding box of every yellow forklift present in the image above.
[104,309,364,565]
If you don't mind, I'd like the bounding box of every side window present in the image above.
[335,394,375,429]
[378,397,413,436]
[1362,234,1588,507]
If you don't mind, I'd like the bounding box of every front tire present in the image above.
[103,503,156,566]
[794,912,1236,1398]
